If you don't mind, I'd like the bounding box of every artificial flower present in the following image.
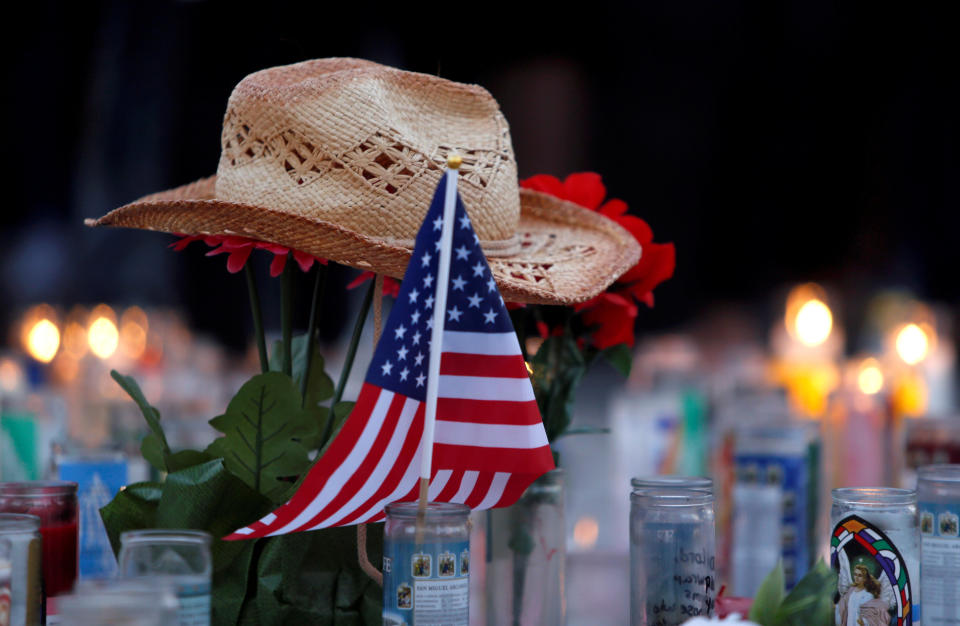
[520,172,675,307]
[171,234,326,276]
[346,271,401,298]
[575,291,638,349]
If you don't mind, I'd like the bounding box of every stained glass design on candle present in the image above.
[831,516,914,626]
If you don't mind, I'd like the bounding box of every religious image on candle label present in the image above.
[939,511,958,537]
[438,551,455,577]
[831,515,913,626]
[412,553,431,578]
[460,549,469,575]
[397,583,412,609]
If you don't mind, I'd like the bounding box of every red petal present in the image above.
[292,250,315,272]
[257,242,290,255]
[347,271,374,290]
[205,245,228,257]
[269,253,287,277]
[169,235,202,251]
[579,291,638,349]
[620,242,676,294]
[536,320,549,339]
[615,214,654,246]
[505,302,527,311]
[383,277,401,298]
[225,247,253,273]
[519,174,565,198]
[598,198,629,218]
[562,173,606,210]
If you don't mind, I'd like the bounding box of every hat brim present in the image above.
[86,176,641,305]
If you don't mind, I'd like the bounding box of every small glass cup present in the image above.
[0,514,42,626]
[630,488,716,626]
[830,488,918,626]
[0,482,78,597]
[383,502,470,626]
[118,530,212,626]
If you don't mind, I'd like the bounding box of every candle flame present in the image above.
[26,319,60,363]
[895,323,929,365]
[857,359,884,395]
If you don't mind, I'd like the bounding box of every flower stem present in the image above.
[281,253,294,377]
[245,264,269,373]
[323,279,375,445]
[301,263,327,407]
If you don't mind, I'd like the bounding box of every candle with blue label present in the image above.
[918,465,960,623]
[383,502,470,626]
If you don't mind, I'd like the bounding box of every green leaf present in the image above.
[602,343,633,377]
[774,559,837,626]
[205,372,318,502]
[112,370,170,470]
[140,433,167,473]
[99,481,163,556]
[166,449,215,473]
[749,560,785,626]
[271,335,335,408]
[153,459,274,626]
[247,526,384,625]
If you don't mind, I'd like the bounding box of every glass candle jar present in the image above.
[0,514,42,626]
[118,530,212,626]
[383,502,470,626]
[630,489,716,626]
[631,476,713,492]
[831,488,919,626]
[918,464,960,623]
[0,482,78,597]
[57,580,179,626]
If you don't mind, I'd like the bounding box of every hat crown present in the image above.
[214,59,520,250]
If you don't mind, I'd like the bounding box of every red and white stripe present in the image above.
[226,330,553,540]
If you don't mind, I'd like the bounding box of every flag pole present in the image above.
[418,154,462,523]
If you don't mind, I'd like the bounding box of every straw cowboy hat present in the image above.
[87,58,640,305]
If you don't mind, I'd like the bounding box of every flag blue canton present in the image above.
[365,175,513,401]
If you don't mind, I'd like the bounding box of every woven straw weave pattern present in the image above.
[215,59,519,251]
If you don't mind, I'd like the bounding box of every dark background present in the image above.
[3,1,957,352]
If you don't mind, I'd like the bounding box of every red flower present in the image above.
[346,271,401,298]
[520,173,675,307]
[171,235,326,276]
[575,292,638,349]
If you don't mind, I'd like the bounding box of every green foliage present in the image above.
[102,357,381,625]
[601,343,633,377]
[271,335,334,409]
[205,373,318,503]
[529,334,587,441]
[749,560,785,625]
[111,371,170,472]
[748,559,837,626]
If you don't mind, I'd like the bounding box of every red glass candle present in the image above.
[0,482,78,597]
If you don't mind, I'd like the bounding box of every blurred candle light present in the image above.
[794,299,832,347]
[895,323,930,366]
[573,516,599,549]
[857,359,884,395]
[26,318,60,363]
[120,307,149,360]
[88,305,119,360]
[0,358,24,392]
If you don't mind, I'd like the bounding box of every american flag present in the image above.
[227,173,554,539]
